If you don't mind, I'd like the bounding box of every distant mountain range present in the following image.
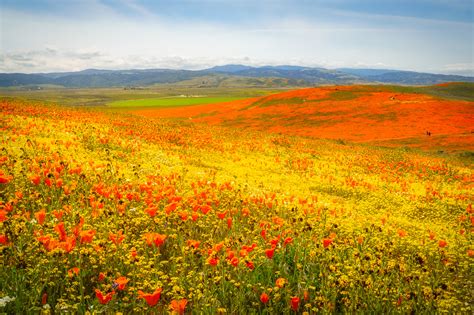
[0,65,472,88]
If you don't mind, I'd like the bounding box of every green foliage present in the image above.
[107,97,245,108]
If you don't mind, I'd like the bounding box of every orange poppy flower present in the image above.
[207,257,219,267]
[260,292,269,304]
[114,276,129,290]
[290,296,300,311]
[0,210,8,223]
[30,175,41,185]
[144,233,167,247]
[0,171,12,184]
[0,234,8,245]
[35,209,46,225]
[95,289,114,304]
[170,299,187,314]
[245,260,255,270]
[138,287,162,307]
[230,256,239,267]
[68,267,80,277]
[322,238,332,248]
[217,211,227,219]
[80,230,96,244]
[283,237,293,246]
[109,231,125,245]
[186,240,200,249]
[265,248,275,259]
[397,229,407,238]
[54,222,67,241]
[98,272,106,281]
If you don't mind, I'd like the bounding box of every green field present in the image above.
[107,96,245,108]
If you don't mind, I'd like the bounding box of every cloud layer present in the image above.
[1,1,472,75]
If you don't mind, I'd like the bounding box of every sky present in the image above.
[0,0,473,75]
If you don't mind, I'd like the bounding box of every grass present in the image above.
[0,86,280,107]
[384,83,474,101]
[107,96,245,108]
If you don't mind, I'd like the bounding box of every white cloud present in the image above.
[0,6,472,74]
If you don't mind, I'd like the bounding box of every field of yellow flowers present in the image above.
[0,99,472,314]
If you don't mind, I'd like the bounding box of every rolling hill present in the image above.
[0,65,472,88]
[133,83,474,152]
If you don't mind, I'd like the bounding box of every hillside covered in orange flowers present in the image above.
[135,84,474,151]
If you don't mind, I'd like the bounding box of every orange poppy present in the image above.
[323,238,332,248]
[80,230,96,244]
[290,296,300,311]
[260,292,269,304]
[265,248,275,259]
[95,289,114,304]
[35,209,46,225]
[114,276,129,290]
[138,287,162,307]
[170,299,187,314]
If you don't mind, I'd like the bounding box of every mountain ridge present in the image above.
[0,65,472,88]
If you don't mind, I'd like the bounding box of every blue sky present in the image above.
[0,0,472,75]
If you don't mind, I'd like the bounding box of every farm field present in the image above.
[107,96,245,109]
[0,85,473,314]
[0,85,285,107]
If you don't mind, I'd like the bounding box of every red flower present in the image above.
[283,237,293,246]
[322,238,332,248]
[265,248,275,259]
[207,257,219,266]
[98,272,106,282]
[186,240,200,249]
[0,234,8,245]
[397,229,407,237]
[68,267,80,277]
[290,296,300,311]
[35,209,46,225]
[0,210,8,223]
[165,202,178,215]
[144,233,167,247]
[438,240,447,248]
[138,287,162,307]
[30,175,41,185]
[114,276,129,290]
[217,211,227,219]
[95,289,114,304]
[260,292,269,304]
[170,299,187,314]
[230,256,239,267]
[245,260,255,270]
[0,171,12,184]
[145,205,158,217]
[109,230,125,245]
[80,230,96,244]
[54,222,67,241]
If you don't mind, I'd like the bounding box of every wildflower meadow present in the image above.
[0,96,472,314]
